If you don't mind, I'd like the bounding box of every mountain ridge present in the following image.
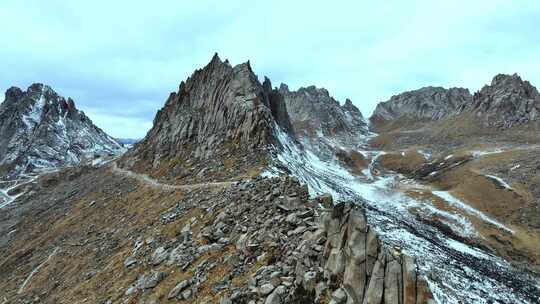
[369,73,540,130]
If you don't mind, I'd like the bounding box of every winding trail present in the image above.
[110,162,235,191]
[18,247,59,294]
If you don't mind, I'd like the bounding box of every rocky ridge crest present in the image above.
[370,74,540,129]
[278,84,369,148]
[370,86,472,125]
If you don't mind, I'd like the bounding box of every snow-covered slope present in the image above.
[0,83,123,176]
[265,125,540,303]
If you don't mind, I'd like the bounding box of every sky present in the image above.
[1,1,539,138]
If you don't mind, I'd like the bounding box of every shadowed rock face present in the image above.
[468,73,540,128]
[123,54,293,178]
[370,86,472,126]
[0,83,122,175]
[278,84,369,147]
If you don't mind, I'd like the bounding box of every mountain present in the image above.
[468,73,540,128]
[370,74,540,130]
[370,86,472,127]
[120,54,292,182]
[0,83,123,175]
[277,84,369,148]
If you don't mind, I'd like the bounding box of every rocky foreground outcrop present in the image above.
[118,176,434,304]
[0,165,436,303]
[0,83,122,176]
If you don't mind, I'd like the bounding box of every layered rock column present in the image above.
[319,202,434,304]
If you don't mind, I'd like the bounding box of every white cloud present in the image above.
[1,0,539,137]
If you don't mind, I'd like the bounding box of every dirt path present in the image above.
[18,247,59,294]
[110,163,235,191]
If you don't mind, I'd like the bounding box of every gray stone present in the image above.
[259,283,275,296]
[124,256,137,268]
[151,246,169,265]
[141,271,166,289]
[330,288,347,304]
[168,279,191,299]
[265,285,287,304]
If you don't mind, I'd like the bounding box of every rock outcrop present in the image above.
[278,84,369,148]
[467,73,540,128]
[0,83,123,176]
[319,202,434,304]
[370,74,540,130]
[370,86,472,126]
[122,54,293,181]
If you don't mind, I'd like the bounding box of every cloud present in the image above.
[1,0,539,137]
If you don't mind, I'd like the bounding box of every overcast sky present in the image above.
[1,1,539,138]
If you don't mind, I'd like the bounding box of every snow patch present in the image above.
[484,174,513,190]
[432,191,513,233]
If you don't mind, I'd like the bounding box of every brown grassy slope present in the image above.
[377,150,426,175]
[370,114,540,152]
[122,141,268,186]
[0,165,241,303]
[371,115,540,269]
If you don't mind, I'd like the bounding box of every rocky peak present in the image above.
[122,54,293,182]
[370,86,472,127]
[0,84,122,175]
[276,84,368,149]
[343,98,357,111]
[469,73,540,128]
[5,87,24,100]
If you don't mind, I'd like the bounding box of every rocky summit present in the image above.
[468,73,540,128]
[278,84,369,147]
[370,86,472,127]
[0,83,123,176]
[120,54,293,183]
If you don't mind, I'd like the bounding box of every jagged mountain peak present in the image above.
[122,54,370,182]
[370,73,540,129]
[483,73,539,98]
[276,82,368,149]
[470,73,540,128]
[121,54,292,182]
[0,83,122,175]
